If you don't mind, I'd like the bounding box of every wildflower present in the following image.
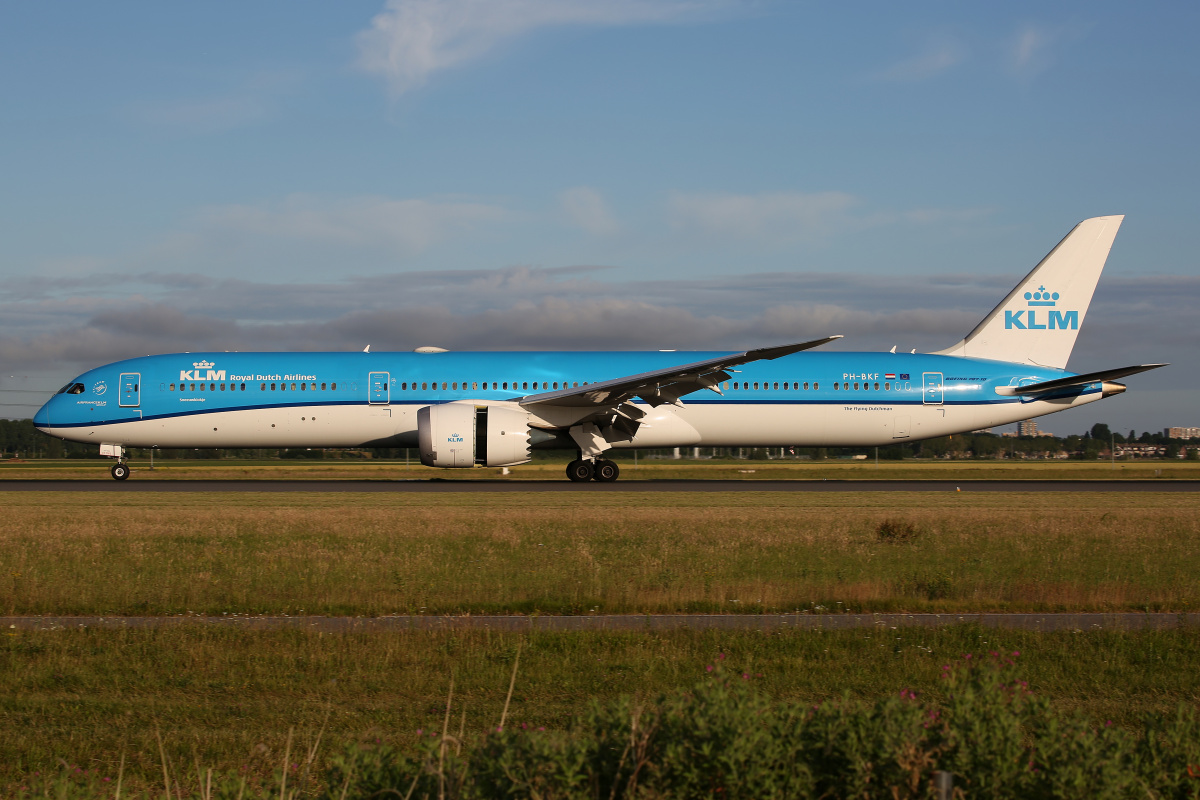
[416,729,423,735]
[717,652,726,660]
[706,665,714,672]
[1012,650,1020,657]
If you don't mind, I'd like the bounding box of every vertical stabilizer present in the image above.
[933,215,1123,369]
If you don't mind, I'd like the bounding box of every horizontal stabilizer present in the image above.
[1000,363,1167,396]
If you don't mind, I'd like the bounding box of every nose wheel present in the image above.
[110,462,130,481]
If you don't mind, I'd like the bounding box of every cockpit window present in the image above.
[58,382,86,395]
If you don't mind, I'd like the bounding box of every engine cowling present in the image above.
[417,403,533,468]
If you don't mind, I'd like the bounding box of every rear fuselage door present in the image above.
[369,372,390,404]
[119,373,141,407]
[922,372,943,405]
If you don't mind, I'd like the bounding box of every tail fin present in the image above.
[933,215,1123,369]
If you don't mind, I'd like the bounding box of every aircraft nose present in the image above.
[33,401,51,431]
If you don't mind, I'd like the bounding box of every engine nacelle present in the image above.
[417,403,533,468]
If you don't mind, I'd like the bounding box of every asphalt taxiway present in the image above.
[0,479,1197,492]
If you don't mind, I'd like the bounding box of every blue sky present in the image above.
[1,0,1197,432]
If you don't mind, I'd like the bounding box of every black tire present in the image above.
[111,463,130,481]
[593,459,620,482]
[566,459,594,482]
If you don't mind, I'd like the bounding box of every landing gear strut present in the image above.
[110,462,130,481]
[566,459,594,482]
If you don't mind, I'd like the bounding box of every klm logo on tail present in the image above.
[1004,286,1078,330]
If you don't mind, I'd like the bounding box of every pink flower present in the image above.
[717,652,726,660]
[1012,651,1020,657]
[706,665,714,672]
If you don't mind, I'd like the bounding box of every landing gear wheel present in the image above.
[111,463,130,481]
[566,459,595,482]
[593,459,620,482]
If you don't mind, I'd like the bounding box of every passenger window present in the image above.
[723,382,730,390]
[874,382,879,390]
[804,382,809,390]
[834,383,840,390]
[199,383,205,391]
[271,383,276,391]
[472,382,477,390]
[854,382,860,390]
[220,384,225,391]
[523,382,528,390]
[884,382,890,390]
[553,382,558,389]
[261,383,266,390]
[813,382,818,390]
[439,382,445,390]
[772,382,778,390]
[782,382,788,390]
[169,383,175,391]
[331,382,337,390]
[241,383,246,391]
[452,382,458,390]
[503,382,508,390]
[422,382,427,390]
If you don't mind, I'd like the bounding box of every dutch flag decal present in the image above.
[885,373,895,379]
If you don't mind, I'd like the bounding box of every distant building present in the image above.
[1018,419,1038,437]
[1115,443,1168,458]
[1166,427,1200,440]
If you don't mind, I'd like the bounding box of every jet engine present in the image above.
[417,403,532,467]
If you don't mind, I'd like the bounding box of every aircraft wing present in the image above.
[519,336,843,414]
[1002,363,1168,396]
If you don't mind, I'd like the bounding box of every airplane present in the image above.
[34,215,1164,481]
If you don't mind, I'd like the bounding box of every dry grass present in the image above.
[1,491,1197,615]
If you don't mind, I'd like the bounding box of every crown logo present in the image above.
[1024,286,1058,307]
[193,360,215,369]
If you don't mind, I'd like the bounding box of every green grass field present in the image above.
[2,480,1198,793]
[4,624,1200,793]
[1,491,1197,616]
[2,457,1198,481]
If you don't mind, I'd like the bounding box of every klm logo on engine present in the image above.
[180,359,226,381]
[1004,286,1078,330]
[447,433,465,443]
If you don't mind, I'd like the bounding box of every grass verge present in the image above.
[3,624,1200,793]
[1,491,1198,615]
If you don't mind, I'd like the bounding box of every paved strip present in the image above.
[4,613,1198,632]
[1,479,1197,493]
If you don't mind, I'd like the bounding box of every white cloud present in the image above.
[559,186,619,235]
[356,0,726,95]
[873,38,966,82]
[195,194,508,255]
[668,190,859,242]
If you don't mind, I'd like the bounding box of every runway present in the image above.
[0,479,1197,492]
[3,613,1198,632]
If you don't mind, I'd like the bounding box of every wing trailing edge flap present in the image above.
[520,335,843,436]
[998,363,1167,396]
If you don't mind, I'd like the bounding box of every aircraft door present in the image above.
[369,372,390,404]
[922,372,943,405]
[119,373,141,407]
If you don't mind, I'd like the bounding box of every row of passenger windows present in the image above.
[165,379,915,394]
[168,382,337,392]
[728,381,910,391]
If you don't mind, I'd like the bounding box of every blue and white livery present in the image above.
[34,216,1165,481]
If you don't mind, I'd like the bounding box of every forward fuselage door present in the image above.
[922,372,943,405]
[369,372,390,404]
[119,373,141,407]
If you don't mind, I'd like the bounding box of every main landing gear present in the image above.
[110,462,130,481]
[566,458,620,483]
